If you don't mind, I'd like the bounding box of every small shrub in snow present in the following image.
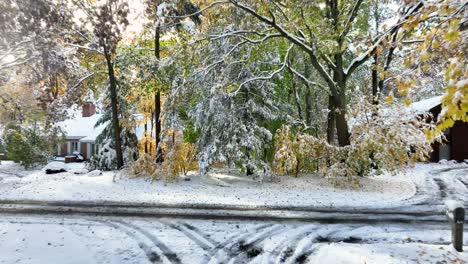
[273,125,330,177]
[3,123,49,169]
[130,135,198,182]
[128,153,158,178]
[154,140,198,181]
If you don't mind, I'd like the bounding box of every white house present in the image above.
[57,101,153,160]
[57,101,106,160]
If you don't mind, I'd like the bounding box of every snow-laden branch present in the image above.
[0,39,33,61]
[211,32,282,44]
[286,64,329,92]
[0,56,38,72]
[69,72,96,90]
[230,44,294,96]
[229,0,337,93]
[65,43,102,53]
[167,1,229,19]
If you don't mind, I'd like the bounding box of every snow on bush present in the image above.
[274,100,434,186]
[2,123,49,169]
[129,132,197,182]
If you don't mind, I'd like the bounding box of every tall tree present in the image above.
[195,0,424,146]
[144,0,201,161]
[71,0,130,168]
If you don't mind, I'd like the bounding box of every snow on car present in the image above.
[44,162,67,174]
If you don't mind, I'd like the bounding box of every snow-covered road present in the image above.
[399,165,468,211]
[0,214,467,264]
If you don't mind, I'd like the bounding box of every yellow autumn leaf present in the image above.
[404,98,412,106]
[385,95,394,104]
[421,64,430,71]
[444,30,459,43]
[420,51,429,61]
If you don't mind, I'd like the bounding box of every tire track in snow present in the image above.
[180,221,218,246]
[207,224,272,264]
[112,220,182,264]
[432,178,448,199]
[257,224,316,264]
[278,227,351,264]
[457,178,468,189]
[281,231,321,264]
[227,224,291,263]
[91,219,162,263]
[158,219,214,253]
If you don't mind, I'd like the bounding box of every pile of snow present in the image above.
[438,159,459,165]
[445,200,464,212]
[69,168,89,175]
[87,170,102,177]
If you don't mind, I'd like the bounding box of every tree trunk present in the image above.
[291,75,303,120]
[103,47,124,169]
[331,53,351,147]
[155,91,162,160]
[333,87,351,147]
[304,88,312,127]
[144,121,148,154]
[326,95,335,144]
[154,25,163,162]
[371,52,379,105]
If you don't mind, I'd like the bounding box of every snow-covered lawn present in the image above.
[0,161,414,209]
[0,215,466,264]
[0,160,467,209]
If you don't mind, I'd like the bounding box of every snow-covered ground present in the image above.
[0,214,466,264]
[0,161,423,209]
[0,161,467,210]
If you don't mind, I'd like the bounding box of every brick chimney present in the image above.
[82,102,96,117]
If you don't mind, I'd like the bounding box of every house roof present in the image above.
[59,111,152,144]
[408,95,443,114]
[58,112,107,142]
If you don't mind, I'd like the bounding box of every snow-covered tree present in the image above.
[87,82,139,171]
[69,0,131,168]
[188,0,427,147]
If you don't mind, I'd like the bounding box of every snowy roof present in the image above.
[59,112,153,143]
[408,95,442,114]
[58,112,107,142]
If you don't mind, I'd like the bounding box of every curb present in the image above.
[0,200,447,223]
[0,199,442,215]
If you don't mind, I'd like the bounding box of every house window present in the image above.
[71,142,79,153]
[91,144,95,156]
